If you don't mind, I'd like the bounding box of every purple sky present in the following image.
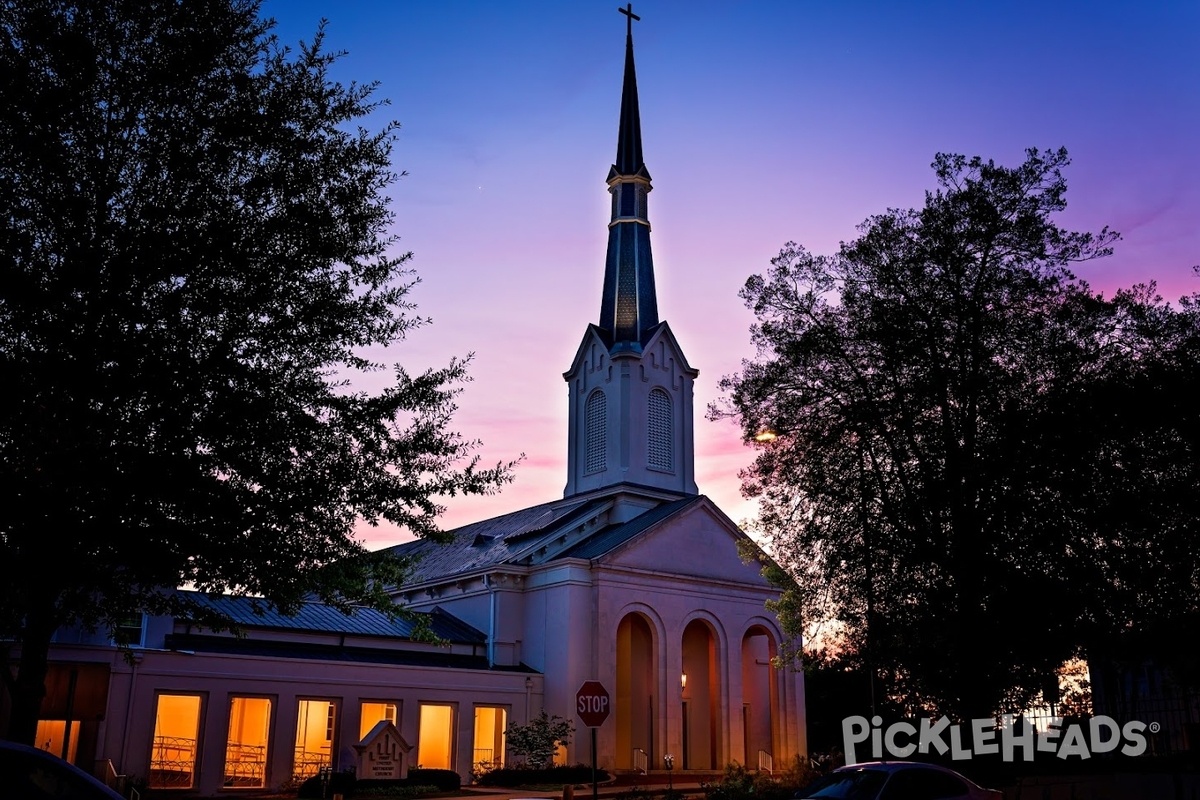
[260,1,1200,548]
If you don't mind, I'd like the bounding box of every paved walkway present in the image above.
[453,773,717,800]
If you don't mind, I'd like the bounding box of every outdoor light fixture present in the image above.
[680,672,687,689]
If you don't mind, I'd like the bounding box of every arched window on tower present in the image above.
[585,389,607,474]
[648,387,673,472]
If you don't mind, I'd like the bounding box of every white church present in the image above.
[9,13,807,794]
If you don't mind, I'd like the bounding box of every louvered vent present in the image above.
[648,388,673,471]
[585,390,607,474]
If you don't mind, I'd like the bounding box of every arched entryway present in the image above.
[740,624,780,769]
[680,619,720,770]
[616,612,657,770]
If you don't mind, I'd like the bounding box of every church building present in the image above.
[7,12,806,794]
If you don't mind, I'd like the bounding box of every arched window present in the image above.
[648,388,673,471]
[585,390,607,474]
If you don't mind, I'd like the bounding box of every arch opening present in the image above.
[616,612,657,769]
[681,619,720,770]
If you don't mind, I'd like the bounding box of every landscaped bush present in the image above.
[298,770,356,798]
[402,769,462,792]
[700,762,794,800]
[475,763,610,787]
[297,768,459,798]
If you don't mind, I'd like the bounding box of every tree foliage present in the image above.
[504,711,574,769]
[0,0,515,742]
[714,148,1200,720]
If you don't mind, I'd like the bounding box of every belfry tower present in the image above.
[564,6,699,498]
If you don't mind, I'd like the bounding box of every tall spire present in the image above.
[563,6,698,499]
[614,4,645,177]
[599,4,658,350]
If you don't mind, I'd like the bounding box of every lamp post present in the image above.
[663,754,674,791]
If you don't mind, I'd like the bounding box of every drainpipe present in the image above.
[486,575,496,668]
[118,652,143,771]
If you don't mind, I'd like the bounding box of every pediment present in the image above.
[598,498,774,588]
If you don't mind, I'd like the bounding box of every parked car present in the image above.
[0,740,125,799]
[795,760,1003,800]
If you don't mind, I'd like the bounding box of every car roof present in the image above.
[0,739,125,799]
[837,761,969,775]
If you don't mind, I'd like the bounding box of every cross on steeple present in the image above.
[618,3,640,36]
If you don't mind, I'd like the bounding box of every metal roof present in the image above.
[176,590,485,644]
[381,496,605,584]
[164,633,535,672]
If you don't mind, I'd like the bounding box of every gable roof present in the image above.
[555,495,702,560]
[381,487,721,586]
[381,495,607,584]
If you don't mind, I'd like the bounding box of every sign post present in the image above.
[576,680,611,800]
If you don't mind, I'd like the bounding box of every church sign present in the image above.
[353,721,411,780]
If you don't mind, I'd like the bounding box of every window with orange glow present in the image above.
[359,701,398,741]
[293,699,335,780]
[149,694,202,789]
[224,696,271,788]
[35,720,80,763]
[472,706,506,772]
[417,704,454,770]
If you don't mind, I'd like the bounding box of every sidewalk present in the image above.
[454,773,715,800]
[454,782,708,800]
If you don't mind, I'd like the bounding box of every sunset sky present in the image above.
[259,1,1199,548]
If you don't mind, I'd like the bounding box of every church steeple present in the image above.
[598,4,658,351]
[563,7,699,500]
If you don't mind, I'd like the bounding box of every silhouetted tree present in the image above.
[0,0,515,743]
[714,148,1200,720]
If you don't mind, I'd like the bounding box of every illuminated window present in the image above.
[35,720,80,763]
[647,388,673,471]
[472,706,506,773]
[149,694,202,789]
[360,701,398,741]
[417,704,454,771]
[585,390,606,474]
[224,697,271,788]
[294,699,335,780]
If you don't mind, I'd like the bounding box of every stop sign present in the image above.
[576,680,611,727]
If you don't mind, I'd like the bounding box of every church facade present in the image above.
[6,14,806,794]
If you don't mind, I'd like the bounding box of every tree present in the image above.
[504,711,574,769]
[0,0,515,743]
[713,148,1200,720]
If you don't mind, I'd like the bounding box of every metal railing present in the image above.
[473,747,499,773]
[149,735,196,789]
[633,748,648,775]
[758,750,773,774]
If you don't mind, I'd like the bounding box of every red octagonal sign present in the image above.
[576,680,611,727]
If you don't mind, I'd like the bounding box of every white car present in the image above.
[796,760,1004,800]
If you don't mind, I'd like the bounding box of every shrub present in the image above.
[298,770,356,799]
[403,769,462,792]
[298,769,459,798]
[505,711,575,769]
[701,762,793,800]
[475,764,609,788]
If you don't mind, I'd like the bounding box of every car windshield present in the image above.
[797,768,889,799]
